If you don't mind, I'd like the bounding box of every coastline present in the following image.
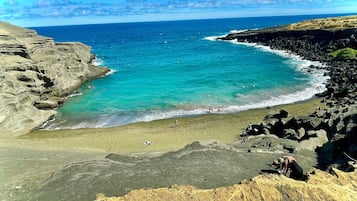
[2,15,357,201]
[20,97,323,153]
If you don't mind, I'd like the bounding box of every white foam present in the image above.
[105,69,116,76]
[204,35,226,41]
[92,57,104,66]
[229,29,248,34]
[203,29,248,41]
[45,33,330,130]
[67,92,82,98]
[212,36,329,112]
[133,34,329,123]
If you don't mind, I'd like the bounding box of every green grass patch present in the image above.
[329,47,357,60]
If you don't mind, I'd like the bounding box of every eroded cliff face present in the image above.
[0,21,109,135]
[96,168,357,201]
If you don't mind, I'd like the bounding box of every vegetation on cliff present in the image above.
[329,47,357,60]
[285,15,357,30]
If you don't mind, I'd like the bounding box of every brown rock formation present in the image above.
[95,168,357,201]
[286,15,357,30]
[0,21,109,135]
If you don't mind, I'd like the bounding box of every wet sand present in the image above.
[21,97,323,153]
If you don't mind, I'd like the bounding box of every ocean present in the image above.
[33,14,342,130]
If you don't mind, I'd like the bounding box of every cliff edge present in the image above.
[0,22,109,135]
[94,15,357,201]
[96,168,357,201]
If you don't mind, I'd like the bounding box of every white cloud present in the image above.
[1,0,356,26]
[5,0,19,5]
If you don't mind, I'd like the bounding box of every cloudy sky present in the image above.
[0,0,356,27]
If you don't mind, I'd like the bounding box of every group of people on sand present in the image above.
[208,106,224,113]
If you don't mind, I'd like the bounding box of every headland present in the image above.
[0,21,109,135]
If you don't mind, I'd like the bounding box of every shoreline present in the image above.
[2,15,357,201]
[18,96,324,153]
[0,97,323,200]
[41,31,328,131]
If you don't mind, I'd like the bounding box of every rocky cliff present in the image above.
[0,21,109,135]
[95,168,357,201]
[219,15,357,169]
[93,15,357,201]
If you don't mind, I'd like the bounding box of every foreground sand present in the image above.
[0,98,323,200]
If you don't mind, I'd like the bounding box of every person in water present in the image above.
[274,156,304,180]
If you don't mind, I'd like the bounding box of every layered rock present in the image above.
[0,21,109,135]
[95,168,357,201]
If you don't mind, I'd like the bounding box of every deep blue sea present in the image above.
[33,14,345,129]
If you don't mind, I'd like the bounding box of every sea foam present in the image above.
[92,57,104,66]
[201,34,329,112]
[40,17,335,130]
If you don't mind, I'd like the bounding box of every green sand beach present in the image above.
[0,98,323,200]
[23,98,323,153]
[2,15,357,201]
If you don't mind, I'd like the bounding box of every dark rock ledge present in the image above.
[0,21,110,135]
[218,16,357,170]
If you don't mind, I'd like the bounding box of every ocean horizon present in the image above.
[32,14,344,130]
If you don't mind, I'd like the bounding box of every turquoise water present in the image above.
[33,15,334,129]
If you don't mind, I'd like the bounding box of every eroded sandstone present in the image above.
[0,21,109,135]
[95,168,357,201]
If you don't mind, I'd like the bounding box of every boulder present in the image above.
[282,128,297,140]
[346,114,357,137]
[297,129,328,151]
[296,127,306,140]
[281,116,298,129]
[299,116,323,130]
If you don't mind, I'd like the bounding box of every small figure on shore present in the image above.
[208,107,214,113]
[248,123,253,131]
[241,122,260,137]
[273,155,305,180]
[175,119,179,127]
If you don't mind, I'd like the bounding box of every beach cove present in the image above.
[1,15,357,201]
[1,98,324,201]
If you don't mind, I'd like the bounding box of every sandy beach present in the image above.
[19,98,323,153]
[0,97,323,200]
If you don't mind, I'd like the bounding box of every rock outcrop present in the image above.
[16,16,357,201]
[0,21,109,135]
[95,168,357,201]
[219,15,357,169]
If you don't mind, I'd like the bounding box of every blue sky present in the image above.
[0,0,356,27]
